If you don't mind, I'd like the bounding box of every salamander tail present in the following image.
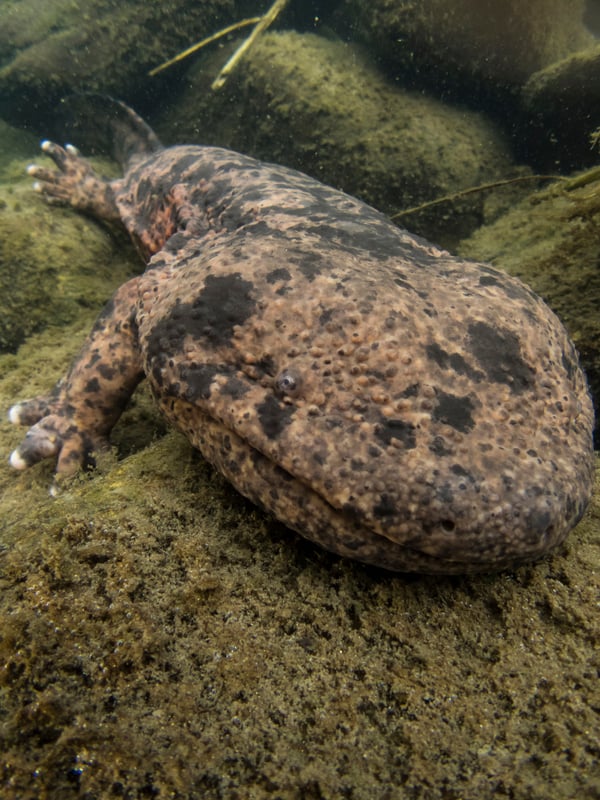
[57,93,162,169]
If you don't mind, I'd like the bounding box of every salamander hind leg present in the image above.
[9,277,145,479]
[27,140,121,222]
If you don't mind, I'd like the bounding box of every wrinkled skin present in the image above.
[9,98,595,573]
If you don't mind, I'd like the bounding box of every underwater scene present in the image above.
[0,0,599,797]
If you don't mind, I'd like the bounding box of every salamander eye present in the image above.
[275,368,303,398]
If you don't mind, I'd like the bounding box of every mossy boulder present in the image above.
[521,43,600,170]
[0,173,138,353]
[335,0,592,93]
[0,0,243,125]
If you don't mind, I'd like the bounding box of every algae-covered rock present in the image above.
[0,120,38,182]
[336,0,592,93]
[521,43,600,170]
[458,172,600,437]
[158,31,516,245]
[0,0,243,125]
[0,174,138,353]
[0,117,139,353]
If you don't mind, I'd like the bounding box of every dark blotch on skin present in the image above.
[399,383,420,398]
[479,274,499,287]
[436,483,455,504]
[430,436,452,456]
[482,268,538,304]
[181,364,220,401]
[256,355,277,378]
[426,342,482,381]
[266,267,291,284]
[257,395,294,439]
[394,276,417,293]
[305,219,443,266]
[450,463,475,482]
[374,417,416,449]
[432,390,475,433]
[373,493,397,518]
[526,507,552,535]
[85,377,101,393]
[289,251,324,282]
[222,376,250,400]
[319,308,333,325]
[146,272,256,365]
[192,273,256,346]
[468,321,533,393]
[98,363,117,380]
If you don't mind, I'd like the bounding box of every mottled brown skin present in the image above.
[9,98,595,573]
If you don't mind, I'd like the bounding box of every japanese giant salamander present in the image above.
[9,96,595,573]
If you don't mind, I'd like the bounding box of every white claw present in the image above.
[32,181,42,192]
[65,143,79,155]
[8,404,22,424]
[41,140,52,151]
[9,449,27,470]
[26,164,38,175]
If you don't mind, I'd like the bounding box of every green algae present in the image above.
[0,122,38,183]
[0,160,138,354]
[0,0,241,124]
[521,42,600,171]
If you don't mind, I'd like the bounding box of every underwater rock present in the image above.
[521,43,600,171]
[0,0,243,124]
[0,174,137,353]
[335,0,593,94]
[0,120,39,182]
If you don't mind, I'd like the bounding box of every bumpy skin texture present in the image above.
[10,100,595,573]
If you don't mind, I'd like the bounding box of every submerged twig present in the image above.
[391,174,566,220]
[560,165,600,192]
[149,0,290,88]
[149,17,262,76]
[211,0,290,90]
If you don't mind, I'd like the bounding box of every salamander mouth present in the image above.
[159,393,591,574]
[245,450,570,573]
[179,411,574,574]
